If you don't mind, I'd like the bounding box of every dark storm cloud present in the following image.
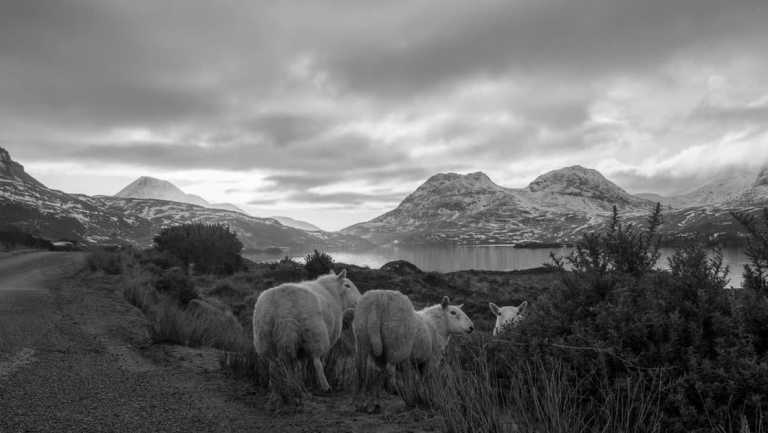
[2,0,768,219]
[326,0,768,96]
[244,113,334,146]
[65,132,407,174]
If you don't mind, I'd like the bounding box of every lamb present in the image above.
[252,269,361,392]
[489,301,528,336]
[353,290,474,396]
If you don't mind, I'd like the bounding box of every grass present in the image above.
[103,250,766,430]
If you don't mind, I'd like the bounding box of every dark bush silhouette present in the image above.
[304,249,333,279]
[153,223,243,275]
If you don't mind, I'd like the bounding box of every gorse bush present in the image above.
[154,267,198,306]
[304,249,333,279]
[501,205,768,432]
[154,223,243,275]
[733,209,768,294]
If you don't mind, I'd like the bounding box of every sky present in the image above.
[2,0,768,231]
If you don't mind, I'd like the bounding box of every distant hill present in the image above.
[0,146,370,252]
[115,176,248,215]
[270,216,322,232]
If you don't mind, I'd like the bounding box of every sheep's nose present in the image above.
[468,325,475,333]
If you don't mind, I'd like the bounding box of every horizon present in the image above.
[3,0,768,230]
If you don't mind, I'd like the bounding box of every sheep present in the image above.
[252,269,361,393]
[489,301,528,336]
[353,290,474,400]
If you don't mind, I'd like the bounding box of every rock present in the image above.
[381,260,422,275]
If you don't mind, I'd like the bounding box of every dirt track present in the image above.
[0,251,438,433]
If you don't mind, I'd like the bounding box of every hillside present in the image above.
[270,216,322,232]
[637,170,757,208]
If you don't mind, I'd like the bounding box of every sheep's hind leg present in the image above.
[312,357,331,392]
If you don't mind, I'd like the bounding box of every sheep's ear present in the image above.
[519,300,528,312]
[328,269,336,276]
[458,304,464,309]
[489,303,500,316]
[337,269,347,280]
[441,296,449,309]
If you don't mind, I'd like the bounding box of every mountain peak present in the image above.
[411,171,502,198]
[115,176,209,207]
[527,165,644,206]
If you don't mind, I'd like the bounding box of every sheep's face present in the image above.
[339,276,361,310]
[489,301,527,336]
[441,297,474,334]
[323,269,361,310]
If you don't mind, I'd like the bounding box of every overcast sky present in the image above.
[2,0,768,230]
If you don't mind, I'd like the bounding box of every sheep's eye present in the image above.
[450,311,457,316]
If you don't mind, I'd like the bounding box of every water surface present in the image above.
[249,245,752,288]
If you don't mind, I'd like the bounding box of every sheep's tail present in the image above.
[273,318,301,359]
[367,307,383,358]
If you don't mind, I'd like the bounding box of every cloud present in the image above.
[2,0,768,230]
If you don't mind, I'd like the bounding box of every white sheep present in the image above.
[252,269,361,392]
[489,301,528,336]
[353,290,474,397]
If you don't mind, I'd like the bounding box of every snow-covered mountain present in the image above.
[343,166,656,245]
[270,216,322,232]
[0,147,369,252]
[115,176,248,215]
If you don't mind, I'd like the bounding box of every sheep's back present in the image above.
[354,290,418,366]
[252,284,324,358]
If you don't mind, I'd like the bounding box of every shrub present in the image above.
[304,249,333,279]
[153,223,244,275]
[154,267,198,305]
[150,300,249,351]
[733,208,768,294]
[87,249,126,275]
[500,206,768,432]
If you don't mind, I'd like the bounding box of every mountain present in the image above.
[270,216,322,232]
[728,166,768,206]
[116,176,248,215]
[637,171,756,208]
[343,166,656,245]
[210,202,248,214]
[0,146,369,252]
[0,148,46,189]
